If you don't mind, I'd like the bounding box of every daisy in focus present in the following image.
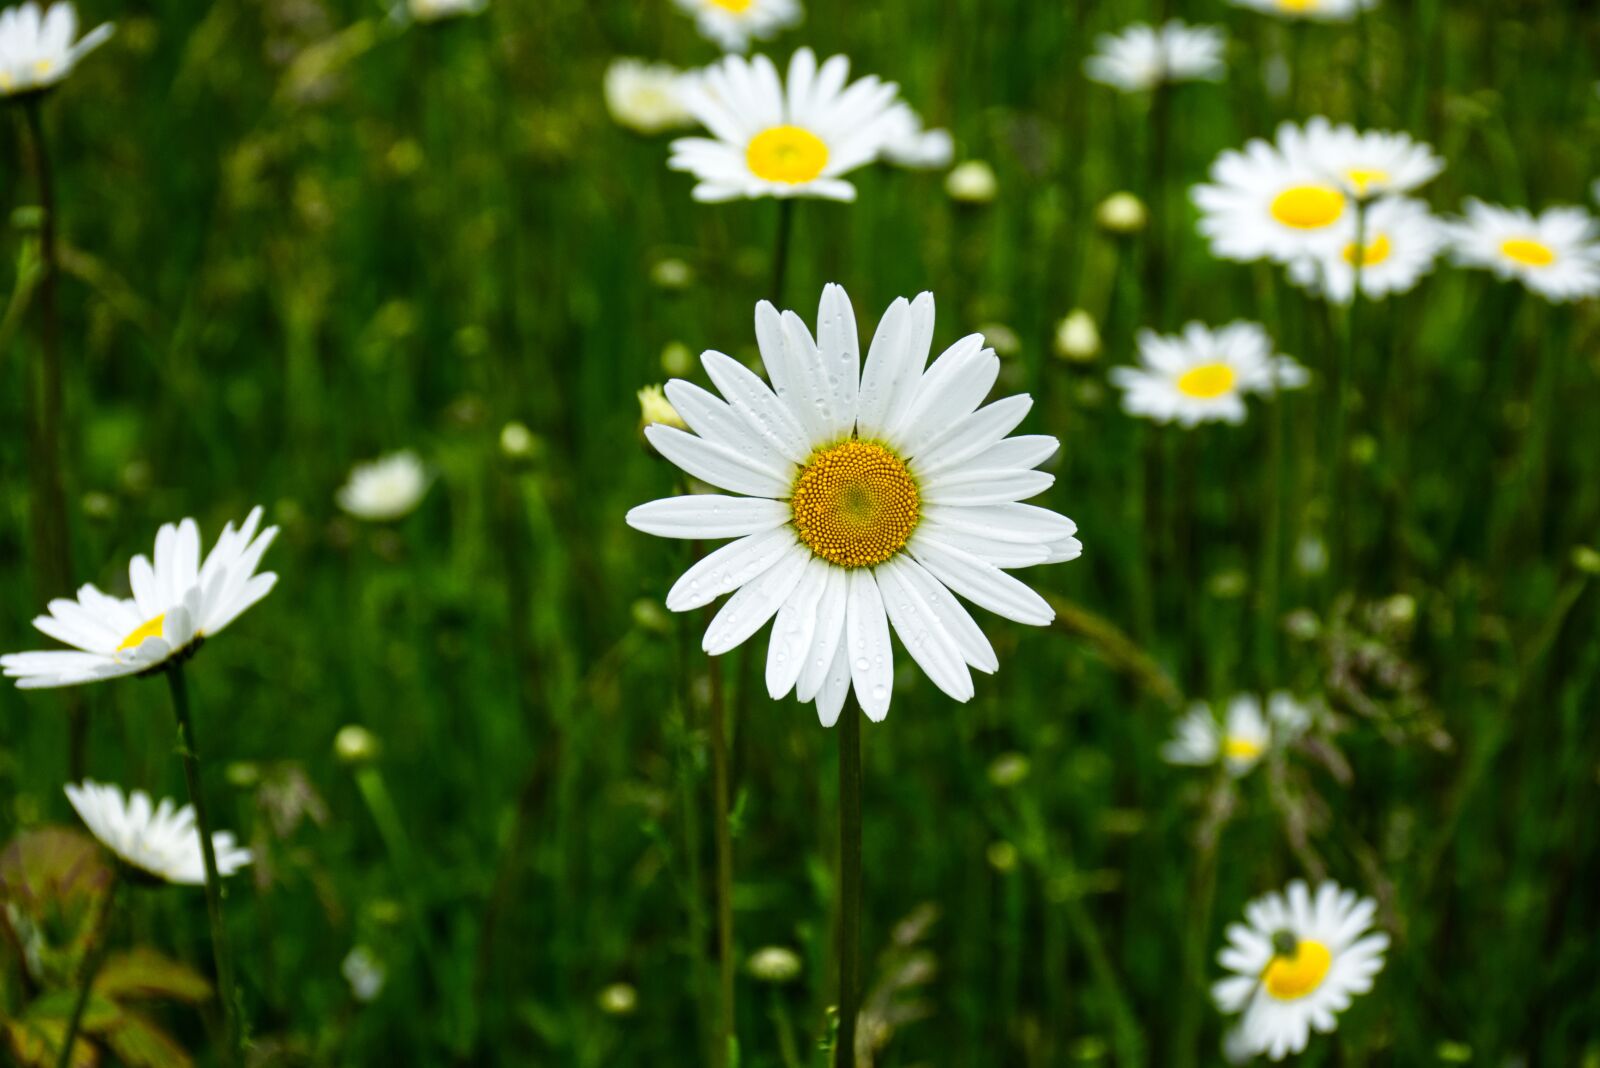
[1083,20,1226,92]
[337,450,432,522]
[670,48,901,202]
[1162,692,1313,777]
[1444,199,1600,302]
[1297,117,1444,200]
[0,0,112,96]
[1,507,278,689]
[605,58,696,135]
[673,0,800,53]
[1288,196,1446,303]
[1225,0,1377,22]
[1193,122,1357,264]
[626,284,1081,725]
[878,102,953,170]
[65,780,252,886]
[1214,880,1389,1060]
[1111,321,1307,426]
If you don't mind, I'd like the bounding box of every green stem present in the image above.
[57,873,120,1068]
[166,663,241,1066]
[1328,199,1368,596]
[771,199,796,305]
[1174,775,1229,1068]
[835,700,862,1068]
[708,649,736,1068]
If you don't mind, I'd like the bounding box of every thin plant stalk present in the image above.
[1328,199,1368,593]
[771,199,796,306]
[1174,773,1231,1068]
[166,663,241,1066]
[57,872,120,1068]
[708,649,736,1068]
[835,701,862,1068]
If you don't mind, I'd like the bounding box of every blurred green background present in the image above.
[1,0,1598,1064]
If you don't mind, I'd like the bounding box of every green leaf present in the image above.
[22,990,121,1031]
[94,949,212,1005]
[101,1010,193,1068]
[3,1017,100,1068]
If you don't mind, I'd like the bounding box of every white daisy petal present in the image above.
[626,495,791,539]
[845,569,893,720]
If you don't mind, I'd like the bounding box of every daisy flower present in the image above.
[0,0,111,96]
[670,48,901,203]
[1288,196,1446,303]
[878,102,953,170]
[1444,199,1600,302]
[1083,20,1226,92]
[1225,0,1378,22]
[1162,692,1312,776]
[65,780,252,886]
[1,507,279,689]
[402,0,486,22]
[626,284,1081,725]
[1296,117,1443,200]
[336,450,431,522]
[1214,880,1390,1060]
[1193,122,1358,264]
[1111,321,1307,426]
[673,0,801,53]
[605,58,696,135]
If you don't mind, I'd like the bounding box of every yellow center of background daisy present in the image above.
[747,125,830,185]
[1263,939,1333,1001]
[790,440,920,569]
[1270,186,1345,229]
[1176,363,1238,399]
[1499,237,1555,267]
[1277,0,1320,11]
[1224,736,1263,761]
[118,614,167,652]
[708,0,754,10]
[1344,168,1389,196]
[1342,233,1392,267]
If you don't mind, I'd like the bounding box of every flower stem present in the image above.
[835,699,862,1068]
[708,650,736,1068]
[166,663,241,1066]
[771,199,796,305]
[1328,199,1368,595]
[57,872,120,1068]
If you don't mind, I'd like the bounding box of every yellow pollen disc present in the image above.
[1262,939,1333,1001]
[708,0,754,9]
[1344,168,1389,196]
[1175,362,1238,400]
[746,125,830,185]
[118,615,167,652]
[1224,736,1264,761]
[790,440,920,569]
[1342,232,1392,267]
[1270,185,1346,230]
[32,59,53,76]
[1499,237,1556,268]
[1277,0,1320,11]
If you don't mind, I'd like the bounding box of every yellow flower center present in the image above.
[746,125,830,185]
[1344,168,1389,196]
[1224,736,1264,761]
[1342,232,1392,267]
[1175,363,1238,400]
[708,0,754,9]
[1262,939,1333,1001]
[790,440,920,569]
[1276,0,1320,11]
[1499,237,1556,268]
[1269,185,1346,230]
[33,59,53,77]
[117,615,167,653]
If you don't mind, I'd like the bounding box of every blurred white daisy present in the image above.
[670,49,900,202]
[605,58,696,135]
[0,0,111,96]
[1214,880,1389,1060]
[946,160,997,203]
[1296,117,1443,199]
[336,450,431,522]
[673,0,800,54]
[1111,322,1307,426]
[403,0,486,22]
[1161,692,1309,776]
[342,946,387,1002]
[1,507,278,689]
[878,102,953,170]
[1288,196,1446,303]
[1444,199,1600,302]
[65,780,252,886]
[1226,0,1377,22]
[1084,20,1226,92]
[626,284,1081,725]
[1193,122,1355,263]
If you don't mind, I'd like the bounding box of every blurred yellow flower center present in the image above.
[1344,168,1389,195]
[1224,736,1263,761]
[1270,185,1345,229]
[747,125,829,185]
[1342,233,1392,267]
[33,59,53,77]
[118,615,167,653]
[1176,363,1237,399]
[790,440,920,569]
[709,0,754,9]
[1263,939,1333,1001]
[1277,0,1320,10]
[1499,237,1555,267]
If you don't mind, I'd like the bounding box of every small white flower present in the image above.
[1287,196,1446,303]
[342,946,387,1002]
[670,48,902,203]
[1444,198,1600,303]
[1162,692,1307,776]
[1226,0,1378,22]
[1194,123,1350,264]
[403,0,486,22]
[1296,117,1443,199]
[65,780,252,886]
[1054,310,1100,361]
[605,58,696,135]
[1214,880,1389,1060]
[1084,20,1226,92]
[336,450,431,523]
[0,1,112,96]
[1111,321,1307,427]
[878,102,953,170]
[946,160,997,203]
[2,507,279,689]
[673,0,801,53]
